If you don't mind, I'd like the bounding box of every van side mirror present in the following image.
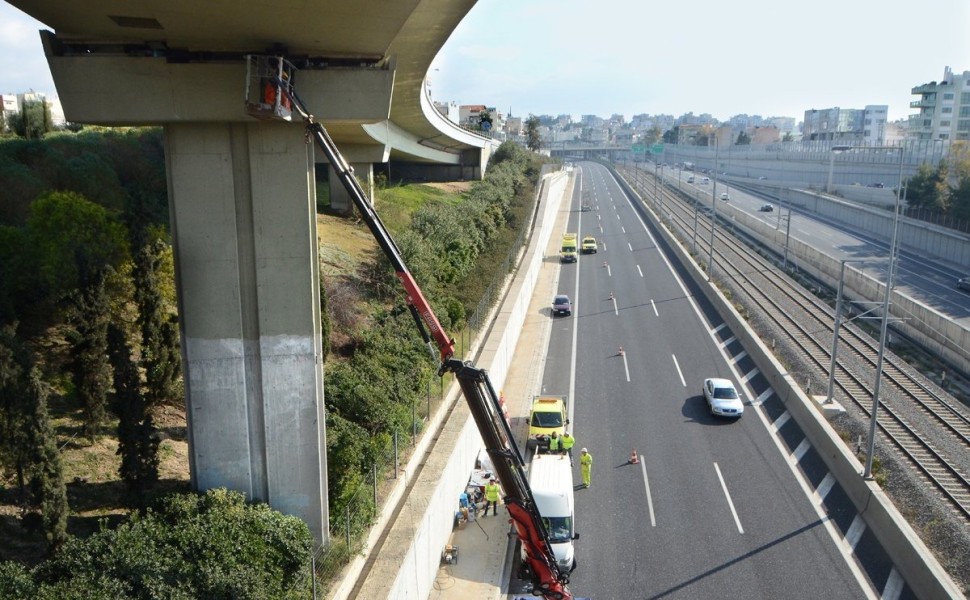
[565,419,570,425]
[573,533,580,540]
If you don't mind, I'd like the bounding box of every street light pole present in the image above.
[863,146,905,479]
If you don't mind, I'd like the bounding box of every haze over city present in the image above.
[3,0,970,123]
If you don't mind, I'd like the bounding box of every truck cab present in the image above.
[581,235,597,254]
[528,395,569,451]
[560,233,578,263]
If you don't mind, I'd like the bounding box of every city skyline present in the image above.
[3,0,970,125]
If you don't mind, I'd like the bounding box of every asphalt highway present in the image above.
[516,162,887,599]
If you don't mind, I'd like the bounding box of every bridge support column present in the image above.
[329,163,374,214]
[165,121,327,544]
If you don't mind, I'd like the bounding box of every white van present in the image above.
[522,453,578,573]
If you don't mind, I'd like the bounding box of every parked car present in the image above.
[702,378,744,418]
[686,175,695,183]
[957,277,970,292]
[552,294,572,316]
[719,192,730,201]
[759,203,774,212]
[701,177,710,184]
[757,176,768,180]
[867,182,885,188]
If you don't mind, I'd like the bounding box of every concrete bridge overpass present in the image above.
[8,0,490,543]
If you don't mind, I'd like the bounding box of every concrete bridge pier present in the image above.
[165,121,327,543]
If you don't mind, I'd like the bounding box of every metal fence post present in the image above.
[412,401,417,446]
[393,431,399,479]
[372,463,378,506]
[311,552,318,600]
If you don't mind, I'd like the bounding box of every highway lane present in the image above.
[531,162,875,599]
[665,168,970,327]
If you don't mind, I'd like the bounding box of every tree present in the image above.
[107,322,159,502]
[9,101,54,139]
[782,132,794,142]
[478,110,493,134]
[133,241,181,409]
[0,325,68,551]
[66,275,113,442]
[905,162,948,211]
[950,175,970,221]
[525,116,542,152]
[663,127,679,144]
[24,368,69,552]
[736,131,751,145]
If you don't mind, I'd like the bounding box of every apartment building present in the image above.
[909,66,970,141]
[802,105,888,144]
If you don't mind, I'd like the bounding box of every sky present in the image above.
[3,0,969,124]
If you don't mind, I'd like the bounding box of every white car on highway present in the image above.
[703,378,744,418]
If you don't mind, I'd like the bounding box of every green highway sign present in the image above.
[650,143,664,155]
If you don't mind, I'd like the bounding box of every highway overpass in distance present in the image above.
[7,0,492,544]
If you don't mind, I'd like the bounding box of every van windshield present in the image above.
[531,412,563,427]
[542,516,573,543]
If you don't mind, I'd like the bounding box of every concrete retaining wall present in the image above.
[337,169,570,599]
[614,167,963,599]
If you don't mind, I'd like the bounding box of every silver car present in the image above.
[703,378,744,418]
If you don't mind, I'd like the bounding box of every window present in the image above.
[961,92,970,103]
[958,120,970,132]
[961,107,970,117]
[940,120,951,127]
[944,93,954,100]
[943,107,953,113]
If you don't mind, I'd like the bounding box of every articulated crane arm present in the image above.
[261,66,576,600]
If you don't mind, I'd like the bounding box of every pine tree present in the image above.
[0,324,33,501]
[67,276,112,442]
[134,240,181,409]
[107,323,159,502]
[24,368,69,551]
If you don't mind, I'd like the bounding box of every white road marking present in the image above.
[755,389,773,405]
[607,265,612,277]
[845,515,866,550]
[714,462,744,534]
[628,242,633,251]
[611,295,618,316]
[651,299,659,316]
[815,473,836,504]
[640,458,657,527]
[622,349,630,381]
[882,567,904,600]
[771,411,791,433]
[621,226,626,234]
[672,355,685,386]
[637,265,643,278]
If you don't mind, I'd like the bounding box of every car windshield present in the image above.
[554,297,569,306]
[542,516,573,543]
[532,412,563,427]
[713,386,739,400]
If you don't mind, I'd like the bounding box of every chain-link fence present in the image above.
[297,167,550,598]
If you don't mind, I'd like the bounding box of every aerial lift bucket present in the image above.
[244,55,297,121]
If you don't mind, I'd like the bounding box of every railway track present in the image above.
[620,167,970,521]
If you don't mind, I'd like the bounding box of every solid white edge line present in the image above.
[640,458,657,527]
[713,462,744,534]
[672,355,686,387]
[612,166,881,599]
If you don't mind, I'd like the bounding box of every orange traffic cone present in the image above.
[630,449,639,464]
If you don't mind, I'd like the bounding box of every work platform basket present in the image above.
[244,55,297,121]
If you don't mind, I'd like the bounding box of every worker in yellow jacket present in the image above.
[579,448,592,488]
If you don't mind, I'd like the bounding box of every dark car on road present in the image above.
[958,277,970,293]
[553,295,572,316]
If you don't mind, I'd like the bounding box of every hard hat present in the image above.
[564,431,570,435]
[581,448,588,452]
